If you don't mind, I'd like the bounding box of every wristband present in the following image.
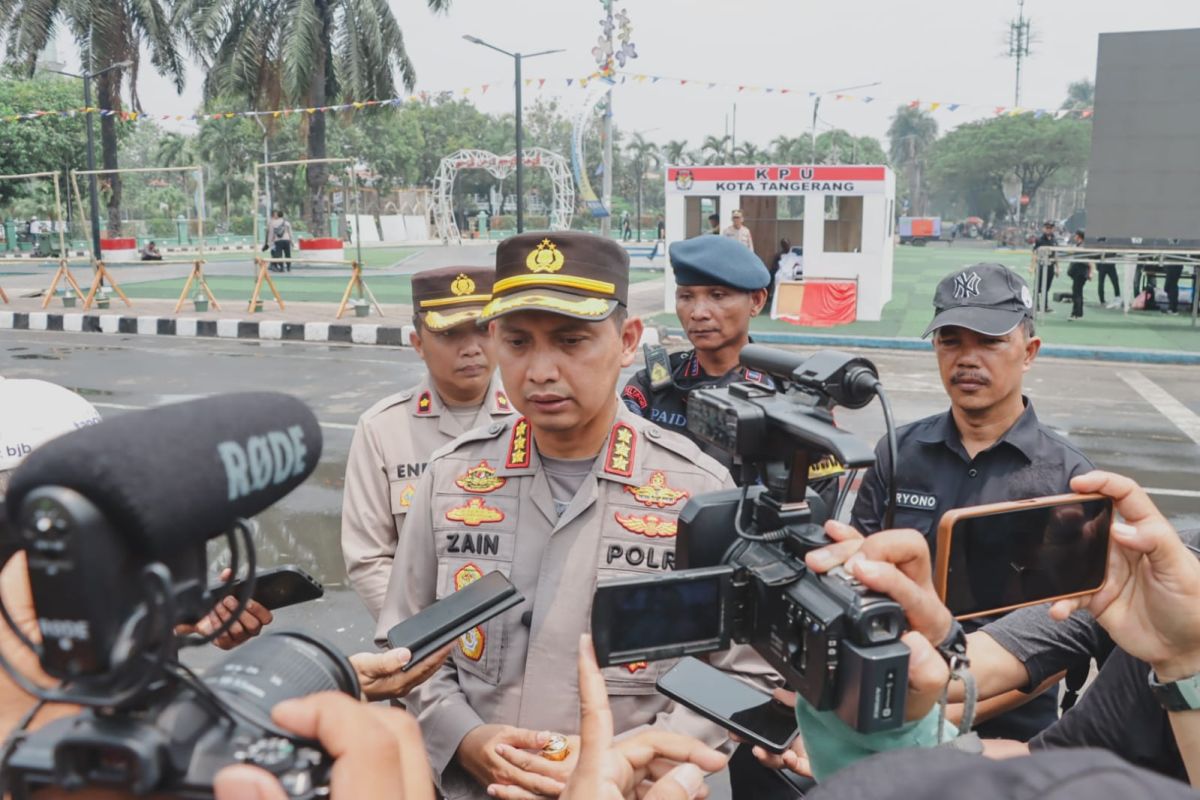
[936,619,969,669]
[1149,668,1200,712]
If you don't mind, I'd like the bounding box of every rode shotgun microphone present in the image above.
[5,392,322,559]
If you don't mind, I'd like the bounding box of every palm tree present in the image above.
[887,105,938,216]
[734,142,765,163]
[663,139,691,165]
[156,133,194,168]
[700,134,731,165]
[178,0,450,236]
[0,0,184,235]
[770,135,803,163]
[625,133,660,240]
[197,117,255,223]
[1060,79,1094,112]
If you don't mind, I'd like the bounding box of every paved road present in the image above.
[3,330,1200,662]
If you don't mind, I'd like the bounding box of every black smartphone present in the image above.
[211,565,324,611]
[935,493,1113,620]
[657,657,800,754]
[591,566,735,668]
[386,571,524,671]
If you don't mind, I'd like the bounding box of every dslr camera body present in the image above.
[592,348,910,733]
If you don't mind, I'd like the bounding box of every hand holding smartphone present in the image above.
[656,657,799,754]
[934,493,1113,620]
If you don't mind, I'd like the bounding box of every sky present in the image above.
[54,0,1200,153]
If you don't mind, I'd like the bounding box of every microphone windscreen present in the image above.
[5,392,322,558]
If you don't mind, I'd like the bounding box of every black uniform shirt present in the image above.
[850,398,1093,547]
[622,349,776,474]
[850,397,1093,741]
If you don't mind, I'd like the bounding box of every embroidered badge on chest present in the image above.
[446,498,506,526]
[614,512,677,538]
[454,564,486,661]
[455,460,507,493]
[398,483,415,508]
[625,471,689,508]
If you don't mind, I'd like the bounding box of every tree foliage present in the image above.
[926,115,1090,218]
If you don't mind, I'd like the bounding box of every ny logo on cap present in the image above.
[953,271,982,299]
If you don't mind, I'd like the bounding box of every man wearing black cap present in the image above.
[849,262,1093,742]
[376,233,776,799]
[342,265,513,620]
[1033,221,1059,313]
[622,236,844,497]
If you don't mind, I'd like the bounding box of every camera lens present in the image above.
[204,631,360,726]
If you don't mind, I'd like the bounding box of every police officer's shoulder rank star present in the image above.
[614,512,677,538]
[495,390,510,411]
[445,498,505,527]
[455,460,506,493]
[604,423,636,477]
[416,390,433,415]
[506,418,531,468]
[624,471,689,508]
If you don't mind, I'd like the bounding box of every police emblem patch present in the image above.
[454,564,486,661]
[451,273,477,296]
[614,512,677,538]
[455,460,506,493]
[399,483,416,508]
[621,385,649,411]
[625,471,689,508]
[446,498,505,527]
[525,238,565,273]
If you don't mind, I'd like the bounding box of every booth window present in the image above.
[823,195,863,253]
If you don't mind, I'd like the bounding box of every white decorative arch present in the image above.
[431,148,575,243]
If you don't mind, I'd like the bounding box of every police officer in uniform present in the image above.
[342,265,514,620]
[850,263,1093,741]
[376,233,777,799]
[622,235,844,497]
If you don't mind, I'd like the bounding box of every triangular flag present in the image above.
[908,100,920,109]
[835,94,844,100]
[708,82,716,89]
[1081,109,1093,118]
[523,79,532,87]
[738,85,746,92]
[651,76,660,83]
[929,102,941,111]
[994,106,1006,115]
[680,79,688,85]
[566,78,574,86]
[863,96,874,103]
[781,88,790,94]
[538,78,546,88]
[947,103,960,111]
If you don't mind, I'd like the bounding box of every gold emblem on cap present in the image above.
[451,273,477,296]
[526,238,565,273]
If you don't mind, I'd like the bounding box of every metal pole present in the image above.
[810,97,820,161]
[636,166,642,242]
[255,116,272,219]
[600,1,614,237]
[82,75,102,260]
[515,52,524,234]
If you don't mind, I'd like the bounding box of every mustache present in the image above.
[951,371,990,386]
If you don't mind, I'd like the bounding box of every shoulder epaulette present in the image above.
[359,389,415,420]
[428,419,509,462]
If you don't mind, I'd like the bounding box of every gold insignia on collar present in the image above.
[455,460,506,494]
[416,390,433,415]
[454,564,486,661]
[614,512,677,538]
[525,238,565,273]
[625,471,690,509]
[446,498,505,527]
[451,273,477,296]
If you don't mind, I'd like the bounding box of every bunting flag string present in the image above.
[0,68,1094,126]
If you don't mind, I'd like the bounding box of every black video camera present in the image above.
[592,347,910,733]
[0,393,356,798]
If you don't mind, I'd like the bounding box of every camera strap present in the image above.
[937,655,978,743]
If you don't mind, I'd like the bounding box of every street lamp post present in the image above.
[49,60,132,260]
[464,36,563,234]
[810,81,882,162]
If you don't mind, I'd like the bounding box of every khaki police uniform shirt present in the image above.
[342,373,514,619]
[376,405,780,799]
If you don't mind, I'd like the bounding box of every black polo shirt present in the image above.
[849,397,1093,741]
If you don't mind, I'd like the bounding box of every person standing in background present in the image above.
[722,209,753,250]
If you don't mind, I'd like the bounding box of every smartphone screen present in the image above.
[592,567,732,666]
[942,496,1112,619]
[657,657,799,753]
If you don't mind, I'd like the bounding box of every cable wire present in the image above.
[874,384,899,530]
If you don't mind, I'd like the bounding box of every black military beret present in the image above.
[669,235,770,290]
